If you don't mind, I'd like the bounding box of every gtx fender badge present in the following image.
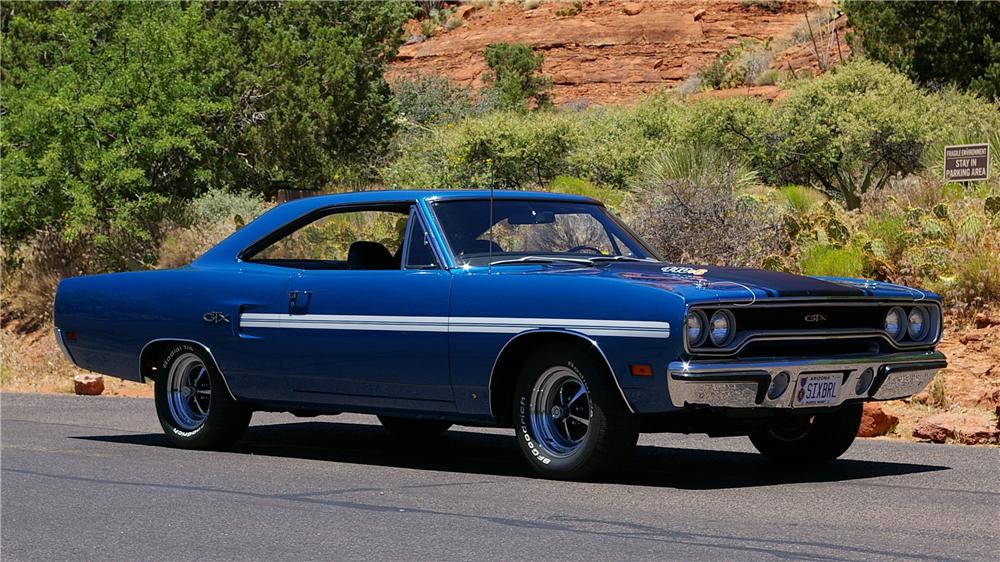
[203,312,231,324]
[661,266,709,276]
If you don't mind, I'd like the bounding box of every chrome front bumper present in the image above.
[667,351,946,409]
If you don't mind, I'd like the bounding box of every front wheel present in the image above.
[748,403,863,465]
[513,345,638,480]
[154,344,252,449]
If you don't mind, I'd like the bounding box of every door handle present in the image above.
[288,290,312,313]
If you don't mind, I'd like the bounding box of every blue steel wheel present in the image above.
[528,367,592,458]
[166,353,212,431]
[513,344,638,480]
[154,344,252,450]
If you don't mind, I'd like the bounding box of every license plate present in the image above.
[793,374,839,406]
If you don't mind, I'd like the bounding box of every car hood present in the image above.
[512,261,933,304]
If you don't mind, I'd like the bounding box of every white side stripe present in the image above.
[240,313,670,339]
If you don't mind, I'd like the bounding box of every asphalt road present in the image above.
[2,393,997,561]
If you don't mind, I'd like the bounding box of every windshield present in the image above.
[430,199,659,266]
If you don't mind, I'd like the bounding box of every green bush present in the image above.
[392,75,476,126]
[483,43,552,111]
[1,1,413,268]
[779,185,827,214]
[799,245,867,277]
[547,176,625,211]
[765,60,934,209]
[844,0,1000,100]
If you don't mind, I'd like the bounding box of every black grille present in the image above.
[688,301,941,357]
[730,305,886,332]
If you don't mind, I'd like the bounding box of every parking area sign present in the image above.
[944,143,990,182]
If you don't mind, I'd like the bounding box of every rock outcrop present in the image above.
[912,413,998,445]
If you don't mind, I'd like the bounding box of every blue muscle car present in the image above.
[54,190,946,479]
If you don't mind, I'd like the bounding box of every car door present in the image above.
[279,205,455,410]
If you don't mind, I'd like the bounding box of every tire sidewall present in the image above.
[154,344,241,448]
[513,349,619,477]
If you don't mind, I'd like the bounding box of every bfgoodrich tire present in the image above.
[513,345,638,480]
[748,402,863,465]
[154,344,252,449]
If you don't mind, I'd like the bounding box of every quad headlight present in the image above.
[709,309,735,346]
[884,307,906,341]
[685,310,707,347]
[907,306,928,340]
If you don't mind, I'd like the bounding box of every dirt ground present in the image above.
[388,0,848,105]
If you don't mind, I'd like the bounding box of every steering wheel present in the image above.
[567,245,603,254]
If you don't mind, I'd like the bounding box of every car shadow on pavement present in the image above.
[76,421,949,489]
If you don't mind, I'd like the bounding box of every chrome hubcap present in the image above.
[166,353,212,431]
[529,367,592,458]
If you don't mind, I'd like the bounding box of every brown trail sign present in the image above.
[944,143,990,182]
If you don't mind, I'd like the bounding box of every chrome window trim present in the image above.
[401,207,446,271]
[237,200,417,265]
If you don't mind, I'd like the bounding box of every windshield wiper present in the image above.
[488,256,596,267]
[589,255,659,263]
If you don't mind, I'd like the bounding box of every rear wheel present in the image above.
[377,415,452,438]
[513,345,638,480]
[748,403,863,465]
[154,344,251,449]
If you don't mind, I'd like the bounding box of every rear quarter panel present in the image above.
[54,266,286,389]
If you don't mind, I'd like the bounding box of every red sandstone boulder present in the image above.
[74,374,105,396]
[913,413,998,444]
[857,403,898,437]
[623,3,644,16]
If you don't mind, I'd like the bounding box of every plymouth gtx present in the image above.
[54,190,946,479]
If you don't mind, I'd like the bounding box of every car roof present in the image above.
[302,189,600,206]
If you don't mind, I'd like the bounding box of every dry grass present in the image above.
[0,326,153,397]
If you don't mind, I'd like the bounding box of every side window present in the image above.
[250,208,409,270]
[405,213,439,269]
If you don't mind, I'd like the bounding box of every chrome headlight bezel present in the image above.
[907,306,929,340]
[709,309,736,346]
[685,310,708,347]
[884,306,907,341]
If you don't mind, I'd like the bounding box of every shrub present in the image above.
[766,60,934,209]
[626,147,788,267]
[798,245,867,277]
[844,0,1000,100]
[754,68,783,86]
[157,190,267,269]
[483,43,553,111]
[698,39,773,89]
[1,230,95,331]
[393,75,476,126]
[547,176,625,211]
[555,1,583,18]
[779,185,827,214]
[444,14,464,31]
[1,1,414,265]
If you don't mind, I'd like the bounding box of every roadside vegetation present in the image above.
[2,1,999,436]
